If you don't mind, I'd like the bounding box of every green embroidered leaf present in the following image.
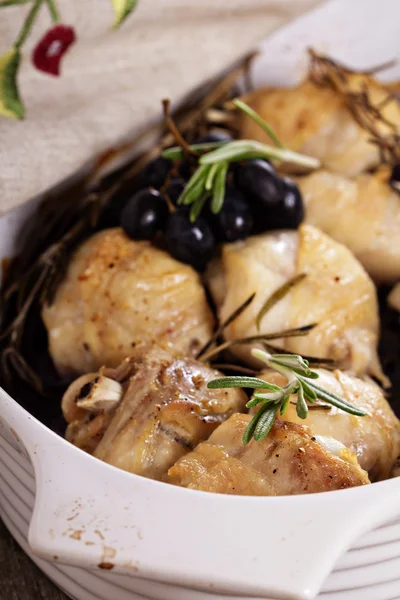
[0,0,31,6]
[0,48,24,120]
[111,0,138,28]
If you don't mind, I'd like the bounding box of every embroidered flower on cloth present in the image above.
[32,24,76,76]
[0,0,138,119]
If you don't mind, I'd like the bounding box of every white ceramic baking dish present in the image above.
[1,1,400,599]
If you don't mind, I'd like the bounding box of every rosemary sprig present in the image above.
[199,323,316,363]
[161,99,320,222]
[196,292,256,359]
[208,348,368,444]
[256,273,306,330]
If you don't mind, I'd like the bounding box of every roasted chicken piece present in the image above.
[167,413,370,495]
[391,458,400,478]
[256,369,400,481]
[62,368,127,454]
[386,80,400,101]
[62,345,246,480]
[206,224,384,381]
[388,283,400,312]
[42,228,214,377]
[298,170,400,283]
[238,77,400,177]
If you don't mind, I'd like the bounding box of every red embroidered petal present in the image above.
[32,25,76,76]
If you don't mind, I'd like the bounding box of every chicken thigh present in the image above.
[62,345,247,480]
[206,224,384,381]
[388,283,400,312]
[298,170,400,283]
[42,228,214,377]
[391,459,400,478]
[256,368,400,481]
[238,77,400,177]
[167,413,369,495]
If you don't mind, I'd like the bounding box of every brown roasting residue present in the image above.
[66,513,79,521]
[10,428,19,441]
[98,562,114,570]
[102,546,116,560]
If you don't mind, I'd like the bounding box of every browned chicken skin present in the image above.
[298,170,400,283]
[238,77,400,177]
[167,413,370,495]
[62,346,246,480]
[388,283,400,312]
[256,369,400,482]
[42,228,214,377]
[206,224,385,382]
[391,459,400,478]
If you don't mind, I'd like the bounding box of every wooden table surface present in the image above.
[0,519,68,600]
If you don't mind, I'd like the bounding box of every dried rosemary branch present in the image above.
[308,49,400,165]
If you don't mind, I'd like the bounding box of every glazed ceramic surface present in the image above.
[2,1,400,599]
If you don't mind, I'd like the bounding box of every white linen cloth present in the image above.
[0,0,323,214]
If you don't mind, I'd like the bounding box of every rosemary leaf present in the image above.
[242,412,260,445]
[270,358,315,380]
[182,176,207,206]
[196,292,255,360]
[256,273,306,330]
[207,376,280,390]
[279,381,299,416]
[255,324,316,341]
[162,141,228,161]
[189,192,208,222]
[199,325,315,363]
[211,161,229,213]
[251,389,286,402]
[233,98,284,148]
[299,378,317,403]
[246,393,282,408]
[296,385,308,419]
[200,139,320,169]
[205,163,220,191]
[270,353,310,372]
[177,164,209,205]
[253,404,280,442]
[200,140,260,164]
[246,396,266,408]
[280,393,291,416]
[300,378,368,416]
[243,325,316,343]
[294,369,319,379]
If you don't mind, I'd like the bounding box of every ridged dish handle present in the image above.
[2,391,400,600]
